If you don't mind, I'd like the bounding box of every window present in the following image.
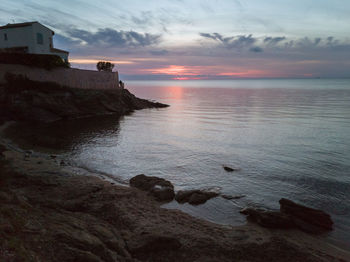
[37,33,43,45]
[4,33,7,41]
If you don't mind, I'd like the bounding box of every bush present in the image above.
[96,61,114,72]
[0,53,70,70]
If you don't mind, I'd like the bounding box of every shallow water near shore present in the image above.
[8,79,350,248]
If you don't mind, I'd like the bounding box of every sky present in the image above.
[1,0,350,79]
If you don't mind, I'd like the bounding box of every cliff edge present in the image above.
[0,74,168,124]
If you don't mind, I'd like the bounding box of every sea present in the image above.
[51,79,350,247]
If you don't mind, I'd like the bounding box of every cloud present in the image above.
[263,36,286,45]
[65,28,161,48]
[199,33,257,49]
[250,46,263,52]
[150,49,169,55]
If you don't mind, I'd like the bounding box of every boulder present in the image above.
[175,190,219,205]
[150,185,175,201]
[279,198,333,230]
[130,174,173,191]
[130,174,175,202]
[240,199,334,233]
[175,190,198,203]
[240,207,295,229]
[223,166,234,172]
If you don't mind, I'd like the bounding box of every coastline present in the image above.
[1,123,349,261]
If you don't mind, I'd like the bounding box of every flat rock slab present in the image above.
[241,198,334,233]
[279,198,333,230]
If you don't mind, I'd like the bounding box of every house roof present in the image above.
[0,21,55,34]
[0,21,36,29]
[50,48,69,54]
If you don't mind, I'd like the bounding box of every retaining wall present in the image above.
[0,64,120,89]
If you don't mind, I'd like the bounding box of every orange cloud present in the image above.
[143,65,205,75]
[217,70,269,77]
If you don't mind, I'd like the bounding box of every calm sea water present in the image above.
[69,79,350,246]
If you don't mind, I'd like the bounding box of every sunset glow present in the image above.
[6,0,347,79]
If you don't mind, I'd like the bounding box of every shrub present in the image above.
[96,61,114,72]
[0,53,70,70]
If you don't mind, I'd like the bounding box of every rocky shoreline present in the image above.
[1,129,350,262]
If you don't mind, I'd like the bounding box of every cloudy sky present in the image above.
[1,0,350,79]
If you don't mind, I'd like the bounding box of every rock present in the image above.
[175,190,219,205]
[25,150,34,155]
[130,174,173,191]
[150,185,175,201]
[128,234,181,257]
[175,190,198,203]
[279,198,333,230]
[130,174,175,202]
[221,194,245,200]
[223,166,236,172]
[240,199,334,233]
[240,207,295,229]
[189,192,216,205]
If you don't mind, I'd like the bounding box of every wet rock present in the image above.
[279,198,333,231]
[150,185,175,201]
[189,192,217,205]
[240,199,334,233]
[240,207,295,229]
[175,190,219,205]
[175,190,198,203]
[221,194,245,200]
[130,174,173,191]
[223,166,234,172]
[130,174,175,202]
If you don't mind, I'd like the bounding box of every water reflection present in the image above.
[5,114,122,153]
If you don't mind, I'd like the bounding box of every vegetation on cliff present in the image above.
[0,53,70,70]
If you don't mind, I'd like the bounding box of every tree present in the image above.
[96,61,115,72]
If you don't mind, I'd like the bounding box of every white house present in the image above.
[0,21,69,62]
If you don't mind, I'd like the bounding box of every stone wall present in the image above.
[0,64,120,89]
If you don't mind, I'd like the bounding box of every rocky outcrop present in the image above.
[175,190,219,205]
[241,199,334,233]
[127,234,182,260]
[279,198,334,231]
[129,174,175,201]
[0,146,348,262]
[240,208,295,229]
[0,74,168,123]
